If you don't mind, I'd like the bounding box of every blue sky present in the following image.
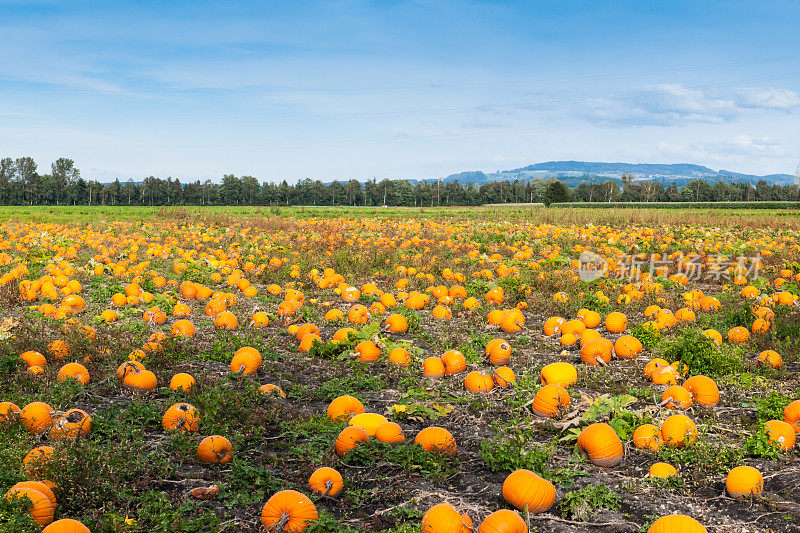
[1,0,799,182]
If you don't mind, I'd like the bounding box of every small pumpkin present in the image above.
[661,386,692,410]
[486,338,511,365]
[10,481,57,509]
[385,314,408,333]
[763,420,795,450]
[50,409,91,440]
[660,414,698,447]
[580,338,613,366]
[726,465,763,498]
[502,469,555,514]
[122,367,158,391]
[492,366,516,387]
[783,399,800,432]
[477,509,527,533]
[389,348,411,366]
[349,413,389,437]
[58,363,89,385]
[576,422,624,467]
[530,384,570,418]
[214,310,238,329]
[374,422,405,444]
[259,384,287,398]
[421,503,473,533]
[643,358,669,378]
[631,424,662,451]
[757,350,782,368]
[604,311,628,333]
[22,446,54,479]
[650,365,678,385]
[577,308,601,328]
[355,340,381,362]
[648,462,677,479]
[170,373,196,392]
[308,467,343,497]
[20,350,47,368]
[335,426,369,456]
[423,357,445,378]
[539,362,577,388]
[260,489,318,532]
[171,319,196,337]
[230,350,260,375]
[4,487,54,526]
[19,401,54,434]
[116,360,145,380]
[682,376,719,407]
[542,316,564,336]
[441,350,467,375]
[162,403,200,432]
[464,371,495,393]
[326,395,365,421]
[0,401,20,424]
[414,426,456,455]
[197,435,233,465]
[614,335,642,359]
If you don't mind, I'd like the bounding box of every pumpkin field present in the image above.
[1,206,799,533]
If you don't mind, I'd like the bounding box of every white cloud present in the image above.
[735,87,800,110]
[579,84,799,127]
[656,134,786,169]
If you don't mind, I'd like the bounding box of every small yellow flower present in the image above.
[124,516,136,525]
[392,404,407,413]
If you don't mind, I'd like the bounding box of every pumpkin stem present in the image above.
[323,480,333,496]
[595,356,607,366]
[275,512,290,532]
[659,398,671,407]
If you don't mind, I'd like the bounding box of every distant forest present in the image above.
[1,156,798,207]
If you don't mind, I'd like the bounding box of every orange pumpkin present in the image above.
[576,423,624,466]
[308,467,343,497]
[197,435,233,465]
[326,395,364,420]
[464,371,494,393]
[660,414,698,447]
[502,469,555,514]
[530,384,570,418]
[421,503,473,533]
[335,426,368,456]
[260,490,318,532]
[414,427,456,455]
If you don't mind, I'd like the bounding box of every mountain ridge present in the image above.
[442,161,795,186]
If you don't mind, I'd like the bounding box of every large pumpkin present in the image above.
[19,402,54,434]
[681,376,719,407]
[539,362,577,388]
[660,414,698,447]
[726,466,763,498]
[326,395,365,421]
[42,519,91,532]
[576,423,624,467]
[502,469,555,514]
[414,427,457,455]
[421,503,473,533]
[648,515,706,532]
[477,509,528,533]
[260,490,318,532]
[784,400,800,432]
[530,384,570,418]
[4,487,54,526]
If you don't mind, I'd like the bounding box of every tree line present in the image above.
[1,157,798,207]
